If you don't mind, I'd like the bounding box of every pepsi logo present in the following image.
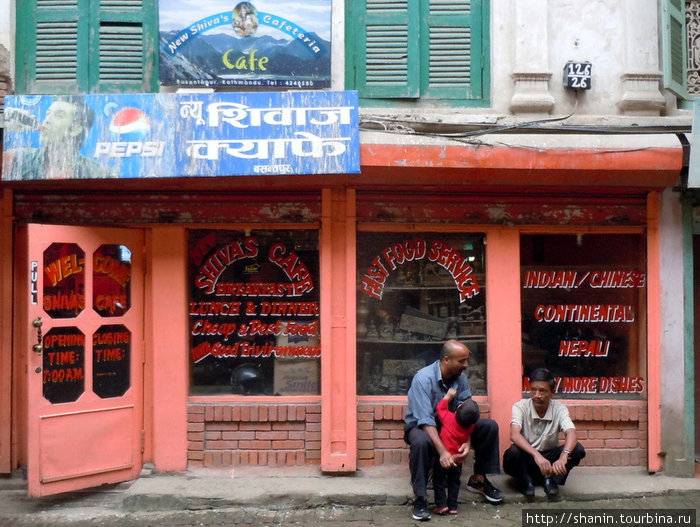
[109,108,150,141]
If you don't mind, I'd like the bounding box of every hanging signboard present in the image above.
[2,91,359,181]
[159,0,331,88]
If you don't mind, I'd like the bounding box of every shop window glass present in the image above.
[93,325,131,398]
[356,233,487,396]
[93,245,132,317]
[521,234,646,399]
[42,326,85,403]
[43,243,85,319]
[188,229,320,396]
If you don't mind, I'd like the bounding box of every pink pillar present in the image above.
[485,227,522,458]
[149,227,189,471]
[646,192,662,472]
[320,189,357,472]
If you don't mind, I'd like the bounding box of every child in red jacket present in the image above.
[434,388,480,515]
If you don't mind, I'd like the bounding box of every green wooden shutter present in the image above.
[91,0,157,93]
[16,0,157,94]
[423,0,483,100]
[354,0,420,98]
[662,0,687,97]
[16,0,90,93]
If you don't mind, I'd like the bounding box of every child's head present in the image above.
[455,398,480,429]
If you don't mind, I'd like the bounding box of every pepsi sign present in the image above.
[1,91,360,180]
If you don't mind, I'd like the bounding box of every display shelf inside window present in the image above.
[356,250,487,397]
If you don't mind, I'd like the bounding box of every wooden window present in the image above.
[662,0,688,97]
[346,0,489,104]
[16,0,157,94]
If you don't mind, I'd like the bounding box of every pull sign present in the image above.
[563,61,592,90]
[30,261,38,305]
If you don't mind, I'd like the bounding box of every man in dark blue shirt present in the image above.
[404,339,503,521]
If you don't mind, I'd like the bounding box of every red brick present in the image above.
[248,451,259,465]
[272,422,304,431]
[239,440,272,449]
[214,406,223,421]
[589,430,620,439]
[188,441,203,450]
[205,407,215,421]
[605,438,637,448]
[188,451,204,461]
[306,404,321,414]
[188,432,205,441]
[209,422,238,431]
[240,406,251,421]
[259,406,268,422]
[305,431,321,442]
[278,406,288,421]
[306,422,321,432]
[358,412,374,421]
[592,406,603,421]
[189,405,205,415]
[288,431,306,440]
[273,440,305,449]
[231,406,241,421]
[358,430,374,440]
[257,431,289,440]
[374,439,405,449]
[295,406,306,421]
[206,440,238,450]
[268,405,278,421]
[240,422,271,431]
[222,431,255,440]
[259,451,268,466]
[222,406,232,422]
[610,406,621,421]
[357,440,374,450]
[205,431,222,440]
[581,439,605,449]
[296,452,306,465]
[306,412,321,423]
[188,423,205,432]
[249,405,259,421]
[306,440,321,451]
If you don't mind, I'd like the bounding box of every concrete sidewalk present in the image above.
[1,465,698,513]
[119,465,700,511]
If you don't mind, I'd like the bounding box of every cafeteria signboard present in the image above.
[159,0,331,89]
[2,91,360,181]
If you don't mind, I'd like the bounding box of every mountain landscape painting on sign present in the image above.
[159,0,331,89]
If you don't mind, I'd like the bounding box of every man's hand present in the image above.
[551,451,569,475]
[534,451,553,476]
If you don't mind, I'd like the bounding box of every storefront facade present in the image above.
[0,126,684,494]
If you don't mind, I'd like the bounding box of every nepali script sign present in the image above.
[1,91,360,180]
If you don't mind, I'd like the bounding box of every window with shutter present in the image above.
[662,0,688,98]
[16,0,157,94]
[347,0,489,105]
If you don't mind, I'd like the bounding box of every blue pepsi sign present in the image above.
[2,91,360,181]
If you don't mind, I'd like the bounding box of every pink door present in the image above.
[24,225,144,496]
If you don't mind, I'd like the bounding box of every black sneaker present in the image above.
[466,475,504,504]
[412,497,431,521]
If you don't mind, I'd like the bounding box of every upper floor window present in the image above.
[16,0,157,94]
[345,0,489,106]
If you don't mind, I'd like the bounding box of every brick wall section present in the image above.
[356,401,647,468]
[188,400,647,469]
[188,402,322,468]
